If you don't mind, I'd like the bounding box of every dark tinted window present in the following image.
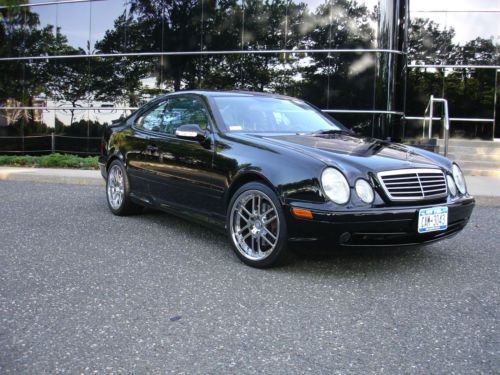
[161,97,210,135]
[135,97,210,134]
[134,101,168,132]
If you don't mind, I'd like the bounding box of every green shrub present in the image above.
[0,154,99,169]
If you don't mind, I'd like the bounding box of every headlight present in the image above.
[452,164,466,194]
[321,168,350,204]
[355,179,374,204]
[446,174,457,197]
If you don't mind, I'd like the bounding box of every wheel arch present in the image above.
[225,171,281,210]
[105,150,125,172]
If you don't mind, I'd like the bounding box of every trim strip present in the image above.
[404,116,494,123]
[0,0,106,9]
[411,9,500,13]
[323,109,404,115]
[409,64,500,69]
[0,106,137,110]
[0,106,405,116]
[0,49,405,62]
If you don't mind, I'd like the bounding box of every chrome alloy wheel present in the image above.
[229,190,280,261]
[107,165,125,210]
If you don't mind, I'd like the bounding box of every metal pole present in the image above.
[493,69,498,140]
[443,99,449,156]
[423,100,430,138]
[51,132,55,153]
[429,95,434,139]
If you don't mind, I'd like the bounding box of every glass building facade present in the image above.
[0,0,498,154]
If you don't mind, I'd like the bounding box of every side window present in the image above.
[161,96,210,135]
[134,101,168,132]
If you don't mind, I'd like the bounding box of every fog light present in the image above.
[446,174,457,197]
[355,179,374,204]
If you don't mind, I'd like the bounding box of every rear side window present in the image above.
[134,97,210,135]
[134,101,168,132]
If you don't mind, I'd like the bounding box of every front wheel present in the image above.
[106,160,142,216]
[227,182,288,268]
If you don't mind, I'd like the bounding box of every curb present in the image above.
[0,168,104,186]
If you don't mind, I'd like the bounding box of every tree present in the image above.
[0,2,66,107]
[298,0,375,109]
[407,18,458,65]
[46,47,91,126]
[93,12,155,106]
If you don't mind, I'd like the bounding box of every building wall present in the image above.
[0,0,498,154]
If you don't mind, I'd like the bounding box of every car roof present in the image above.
[163,90,297,100]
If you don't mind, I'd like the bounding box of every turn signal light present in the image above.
[291,208,313,219]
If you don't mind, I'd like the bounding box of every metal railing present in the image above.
[422,95,450,156]
[0,133,101,155]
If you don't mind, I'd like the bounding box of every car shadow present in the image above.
[142,208,449,272]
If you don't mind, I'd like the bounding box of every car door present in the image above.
[125,99,169,199]
[146,95,224,221]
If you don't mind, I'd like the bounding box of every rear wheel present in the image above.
[106,160,142,216]
[227,182,288,268]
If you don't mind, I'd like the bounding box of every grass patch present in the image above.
[0,154,99,169]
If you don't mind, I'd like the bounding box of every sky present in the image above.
[411,0,500,45]
[30,0,499,51]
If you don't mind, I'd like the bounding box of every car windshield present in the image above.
[212,96,342,133]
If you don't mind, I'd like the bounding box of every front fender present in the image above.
[216,134,326,204]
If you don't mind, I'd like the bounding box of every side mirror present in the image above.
[175,124,208,142]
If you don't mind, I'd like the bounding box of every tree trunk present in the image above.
[70,102,76,127]
[174,76,181,92]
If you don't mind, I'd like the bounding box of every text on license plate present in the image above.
[418,207,448,233]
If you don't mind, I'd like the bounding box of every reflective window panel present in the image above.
[443,68,496,119]
[56,1,91,53]
[202,0,243,51]
[90,0,127,54]
[89,56,161,108]
[326,112,374,137]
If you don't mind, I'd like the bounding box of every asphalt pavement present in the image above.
[0,181,498,374]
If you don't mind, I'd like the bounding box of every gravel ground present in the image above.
[0,181,498,374]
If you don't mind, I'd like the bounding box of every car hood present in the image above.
[241,132,444,175]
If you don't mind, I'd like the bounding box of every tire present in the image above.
[227,182,289,268]
[106,160,142,216]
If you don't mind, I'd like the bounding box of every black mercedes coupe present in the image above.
[99,91,475,267]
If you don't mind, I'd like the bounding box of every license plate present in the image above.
[418,207,448,233]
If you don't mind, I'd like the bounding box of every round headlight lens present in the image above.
[355,179,374,204]
[321,168,350,204]
[452,164,466,194]
[446,174,457,197]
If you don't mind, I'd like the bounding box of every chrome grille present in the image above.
[377,169,447,201]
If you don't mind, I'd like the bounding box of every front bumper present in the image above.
[286,197,475,246]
